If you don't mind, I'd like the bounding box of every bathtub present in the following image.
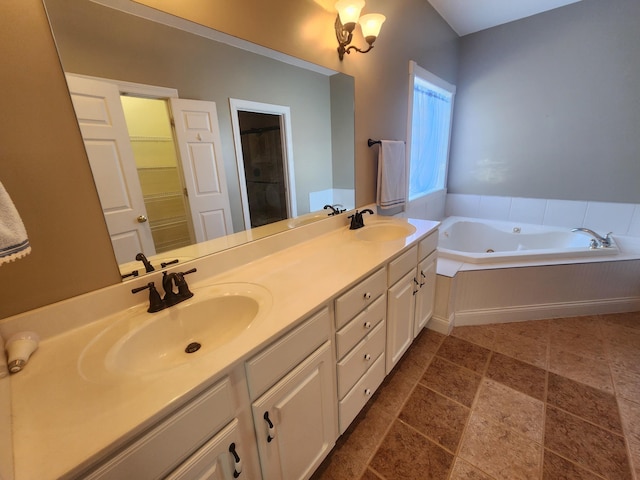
[437,216,620,264]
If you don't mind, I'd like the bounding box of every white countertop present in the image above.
[8,215,439,480]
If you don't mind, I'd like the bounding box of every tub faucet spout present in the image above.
[571,228,613,248]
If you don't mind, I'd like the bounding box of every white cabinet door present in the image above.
[414,251,437,337]
[252,342,336,480]
[386,269,417,373]
[166,420,243,480]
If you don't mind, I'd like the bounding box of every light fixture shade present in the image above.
[335,0,365,26]
[359,13,386,40]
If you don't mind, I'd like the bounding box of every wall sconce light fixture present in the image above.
[335,0,385,61]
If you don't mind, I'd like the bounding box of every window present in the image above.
[407,61,456,200]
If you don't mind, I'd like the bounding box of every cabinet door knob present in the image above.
[263,412,276,443]
[363,321,372,329]
[229,443,243,478]
[364,388,372,396]
[364,353,371,361]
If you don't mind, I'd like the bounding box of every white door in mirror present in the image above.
[66,74,156,263]
[170,99,233,242]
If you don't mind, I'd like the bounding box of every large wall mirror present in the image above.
[43,0,355,278]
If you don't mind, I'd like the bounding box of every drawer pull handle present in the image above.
[229,443,242,478]
[364,388,372,396]
[363,292,372,300]
[364,353,371,361]
[264,412,276,443]
[364,321,372,329]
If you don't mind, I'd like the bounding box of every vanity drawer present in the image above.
[335,294,386,359]
[335,268,386,329]
[84,377,234,480]
[338,353,385,434]
[387,246,418,286]
[418,231,438,261]
[246,307,330,400]
[337,320,385,399]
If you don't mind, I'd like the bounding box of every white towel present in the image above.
[0,180,31,266]
[376,140,407,210]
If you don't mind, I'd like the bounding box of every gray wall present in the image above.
[449,0,640,203]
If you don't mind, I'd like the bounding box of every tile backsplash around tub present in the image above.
[445,194,640,237]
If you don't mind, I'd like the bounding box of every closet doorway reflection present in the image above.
[121,96,194,253]
[230,99,296,228]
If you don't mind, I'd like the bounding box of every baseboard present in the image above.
[426,313,454,334]
[453,297,640,327]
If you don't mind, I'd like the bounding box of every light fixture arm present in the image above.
[335,16,375,61]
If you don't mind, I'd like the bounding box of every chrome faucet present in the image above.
[571,228,613,248]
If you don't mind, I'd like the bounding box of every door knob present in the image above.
[137,215,148,223]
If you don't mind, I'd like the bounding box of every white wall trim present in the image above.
[229,98,297,226]
[454,297,640,327]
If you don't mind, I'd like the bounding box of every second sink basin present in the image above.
[355,222,417,242]
[79,283,272,382]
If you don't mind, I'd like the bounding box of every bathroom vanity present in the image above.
[2,212,439,480]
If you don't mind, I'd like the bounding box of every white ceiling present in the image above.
[427,0,583,36]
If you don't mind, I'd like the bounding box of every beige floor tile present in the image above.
[542,450,604,480]
[458,412,542,480]
[550,315,603,338]
[399,384,470,452]
[612,365,640,404]
[474,378,545,442]
[545,406,632,479]
[548,347,614,393]
[451,325,496,350]
[449,458,495,479]
[369,420,454,480]
[490,319,550,343]
[317,313,640,480]
[492,330,549,369]
[436,336,492,374]
[549,327,607,362]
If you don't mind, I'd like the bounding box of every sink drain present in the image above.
[486,249,495,253]
[185,342,201,354]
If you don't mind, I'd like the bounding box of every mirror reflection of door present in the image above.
[66,74,233,265]
[120,96,195,253]
[230,99,297,230]
[239,112,288,228]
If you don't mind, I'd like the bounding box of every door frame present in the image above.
[229,98,297,227]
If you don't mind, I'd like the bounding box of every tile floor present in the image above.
[312,312,640,480]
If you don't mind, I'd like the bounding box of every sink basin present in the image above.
[79,283,272,382]
[355,222,417,242]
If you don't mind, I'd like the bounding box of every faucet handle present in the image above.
[349,210,363,230]
[175,268,197,300]
[162,272,182,306]
[132,282,165,313]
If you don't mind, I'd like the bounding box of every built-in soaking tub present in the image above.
[430,216,640,332]
[438,216,620,264]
